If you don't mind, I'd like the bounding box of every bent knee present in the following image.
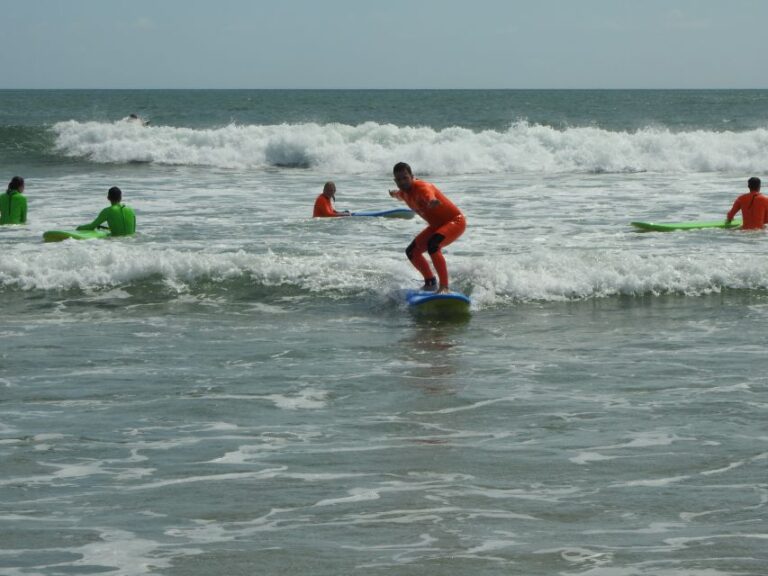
[405,241,416,260]
[427,233,445,255]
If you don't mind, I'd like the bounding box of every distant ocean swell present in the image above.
[3,243,767,304]
[50,120,768,175]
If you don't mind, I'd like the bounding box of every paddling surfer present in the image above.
[313,181,350,217]
[726,177,768,230]
[77,186,136,236]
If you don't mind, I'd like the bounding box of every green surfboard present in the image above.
[43,229,111,242]
[631,219,742,232]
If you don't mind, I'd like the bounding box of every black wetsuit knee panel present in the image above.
[427,233,445,255]
[405,241,416,260]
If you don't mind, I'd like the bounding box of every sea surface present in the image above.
[1,90,767,576]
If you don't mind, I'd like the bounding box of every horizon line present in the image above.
[2,87,768,91]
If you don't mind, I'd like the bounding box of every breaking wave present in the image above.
[51,119,768,175]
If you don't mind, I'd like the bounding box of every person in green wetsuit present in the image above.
[0,176,27,225]
[77,186,136,236]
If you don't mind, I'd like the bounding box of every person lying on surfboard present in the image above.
[126,113,150,126]
[77,186,136,236]
[313,181,350,217]
[389,162,465,294]
[726,177,768,230]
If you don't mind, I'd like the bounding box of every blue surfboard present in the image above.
[351,208,415,219]
[405,289,471,316]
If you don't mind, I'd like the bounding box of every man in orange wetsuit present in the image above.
[313,181,350,217]
[389,162,466,294]
[727,177,768,230]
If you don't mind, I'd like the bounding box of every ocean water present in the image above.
[1,90,767,576]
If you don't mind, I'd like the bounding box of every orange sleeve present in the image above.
[313,195,336,217]
[727,197,742,221]
[761,196,768,226]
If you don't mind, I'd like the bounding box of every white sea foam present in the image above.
[262,388,329,410]
[315,488,381,507]
[126,467,287,491]
[536,547,613,566]
[0,243,379,293]
[569,452,617,465]
[52,120,768,174]
[52,528,190,576]
[5,236,768,306]
[619,475,691,487]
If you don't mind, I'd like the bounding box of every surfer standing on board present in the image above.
[726,177,768,230]
[313,181,350,217]
[389,162,465,294]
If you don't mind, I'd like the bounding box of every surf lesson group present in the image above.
[3,156,766,308]
[1,160,468,308]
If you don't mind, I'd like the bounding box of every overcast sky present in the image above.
[2,0,766,89]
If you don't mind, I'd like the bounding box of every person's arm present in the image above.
[20,195,27,223]
[425,184,441,208]
[77,207,110,230]
[726,198,741,223]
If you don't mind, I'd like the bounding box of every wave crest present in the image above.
[3,243,768,306]
[51,120,768,175]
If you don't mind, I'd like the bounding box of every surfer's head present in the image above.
[107,186,122,203]
[322,181,336,199]
[393,162,414,191]
[748,177,761,192]
[7,176,24,192]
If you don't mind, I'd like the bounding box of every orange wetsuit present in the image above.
[727,192,768,230]
[313,194,339,217]
[393,179,466,287]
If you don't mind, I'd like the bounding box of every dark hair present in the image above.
[393,162,413,176]
[108,186,122,202]
[7,176,24,192]
[748,177,761,191]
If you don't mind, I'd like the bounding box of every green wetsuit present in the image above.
[77,203,136,236]
[0,189,27,225]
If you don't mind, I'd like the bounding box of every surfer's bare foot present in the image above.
[437,285,450,294]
